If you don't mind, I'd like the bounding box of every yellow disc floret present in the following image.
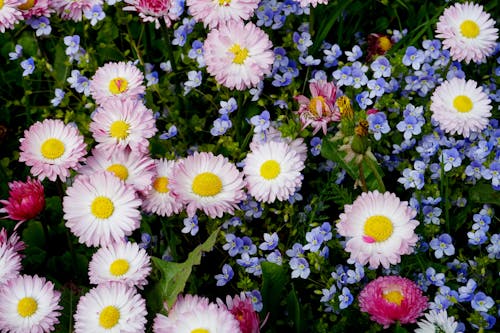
[383,290,404,306]
[460,20,480,39]
[109,120,130,140]
[41,138,65,160]
[109,259,130,276]
[17,297,38,318]
[229,44,249,65]
[364,215,393,242]
[192,172,222,197]
[260,160,281,180]
[99,306,120,329]
[453,95,473,113]
[91,196,115,219]
[109,77,129,95]
[153,177,169,193]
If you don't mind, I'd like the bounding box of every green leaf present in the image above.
[22,220,46,248]
[286,288,305,333]
[321,136,357,180]
[469,183,500,206]
[261,262,288,323]
[146,228,220,312]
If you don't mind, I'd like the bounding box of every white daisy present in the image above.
[74,282,147,333]
[243,140,304,204]
[415,310,459,333]
[0,244,21,286]
[88,241,151,289]
[141,159,184,217]
[63,172,142,247]
[170,152,246,218]
[0,275,62,333]
[430,77,492,138]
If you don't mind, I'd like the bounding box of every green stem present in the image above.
[363,155,386,192]
[358,162,368,192]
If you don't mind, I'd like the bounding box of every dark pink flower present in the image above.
[0,178,45,229]
[218,293,260,333]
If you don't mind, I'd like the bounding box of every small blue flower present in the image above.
[402,46,425,70]
[286,243,304,258]
[222,234,243,257]
[303,228,324,253]
[338,287,354,309]
[345,45,362,62]
[9,44,23,60]
[241,236,257,255]
[246,290,263,312]
[458,279,477,302]
[486,234,500,259]
[355,91,373,110]
[67,70,90,95]
[84,5,105,26]
[425,267,445,286]
[249,110,271,133]
[214,264,234,286]
[21,57,35,77]
[181,215,199,236]
[183,70,202,95]
[266,250,283,265]
[159,125,178,140]
[422,205,442,225]
[259,232,279,251]
[29,17,51,36]
[50,88,65,107]
[467,229,488,246]
[219,97,237,115]
[310,137,322,156]
[370,56,391,78]
[293,31,312,53]
[471,292,494,312]
[332,66,353,87]
[172,25,188,46]
[64,35,80,56]
[367,112,390,141]
[323,43,342,68]
[430,233,455,259]
[440,148,462,172]
[210,114,232,136]
[290,257,310,279]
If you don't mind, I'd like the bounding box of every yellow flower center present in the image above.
[0,0,4,9]
[109,77,128,95]
[153,176,169,193]
[460,20,480,39]
[260,160,281,180]
[309,96,327,117]
[191,329,209,333]
[41,138,65,160]
[229,44,249,65]
[383,290,404,306]
[109,120,130,139]
[91,196,115,219]
[106,164,129,180]
[17,297,38,318]
[453,95,473,113]
[18,0,36,10]
[363,215,393,243]
[336,96,353,120]
[109,259,130,276]
[99,306,120,329]
[192,172,222,197]
[378,36,392,52]
[218,0,230,5]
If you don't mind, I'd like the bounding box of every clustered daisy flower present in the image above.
[186,0,259,29]
[0,0,23,33]
[123,0,181,28]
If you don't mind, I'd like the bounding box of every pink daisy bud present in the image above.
[0,178,45,229]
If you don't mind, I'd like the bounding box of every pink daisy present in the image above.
[79,147,156,193]
[88,241,151,289]
[141,158,184,217]
[19,0,55,19]
[243,140,304,204]
[0,0,23,33]
[336,191,419,269]
[430,77,492,138]
[74,282,147,332]
[187,0,259,29]
[0,177,45,229]
[52,0,102,21]
[89,98,157,155]
[217,293,260,333]
[436,2,498,64]
[63,172,142,247]
[0,274,62,333]
[249,126,308,164]
[204,21,274,90]
[19,119,87,182]
[123,0,181,28]
[294,80,341,135]
[358,276,428,328]
[0,244,21,286]
[170,152,246,218]
[89,61,145,105]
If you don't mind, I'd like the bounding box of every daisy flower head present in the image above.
[358,276,428,328]
[63,172,142,247]
[141,158,184,217]
[294,80,341,135]
[89,61,145,105]
[123,0,181,28]
[430,77,492,138]
[436,2,498,64]
[250,126,308,164]
[52,0,102,21]
[154,294,210,331]
[336,190,419,269]
[243,140,305,204]
[88,241,151,289]
[74,282,147,333]
[187,0,259,29]
[0,274,62,333]
[0,177,45,229]
[79,147,156,193]
[19,0,55,19]
[0,0,23,33]
[204,21,274,90]
[170,152,246,218]
[89,98,157,155]
[19,119,87,182]
[415,309,458,333]
[0,243,21,286]
[217,293,260,333]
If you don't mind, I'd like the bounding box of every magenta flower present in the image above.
[0,178,45,229]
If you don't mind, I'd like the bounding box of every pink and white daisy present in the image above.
[88,241,151,289]
[0,177,45,229]
[154,294,210,331]
[19,0,55,19]
[63,172,142,247]
[243,140,304,204]
[19,119,87,182]
[217,293,260,333]
[415,310,458,333]
[89,98,157,155]
[358,276,428,328]
[141,158,184,217]
[0,228,25,254]
[0,275,62,333]
[170,152,246,218]
[187,0,259,29]
[336,190,419,269]
[294,80,341,135]
[89,61,145,105]
[204,21,274,90]
[0,0,23,32]
[123,0,181,28]
[79,147,156,193]
[153,294,241,333]
[430,77,492,138]
[52,0,102,21]
[249,126,308,164]
[74,282,147,333]
[436,2,498,64]
[0,244,21,286]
